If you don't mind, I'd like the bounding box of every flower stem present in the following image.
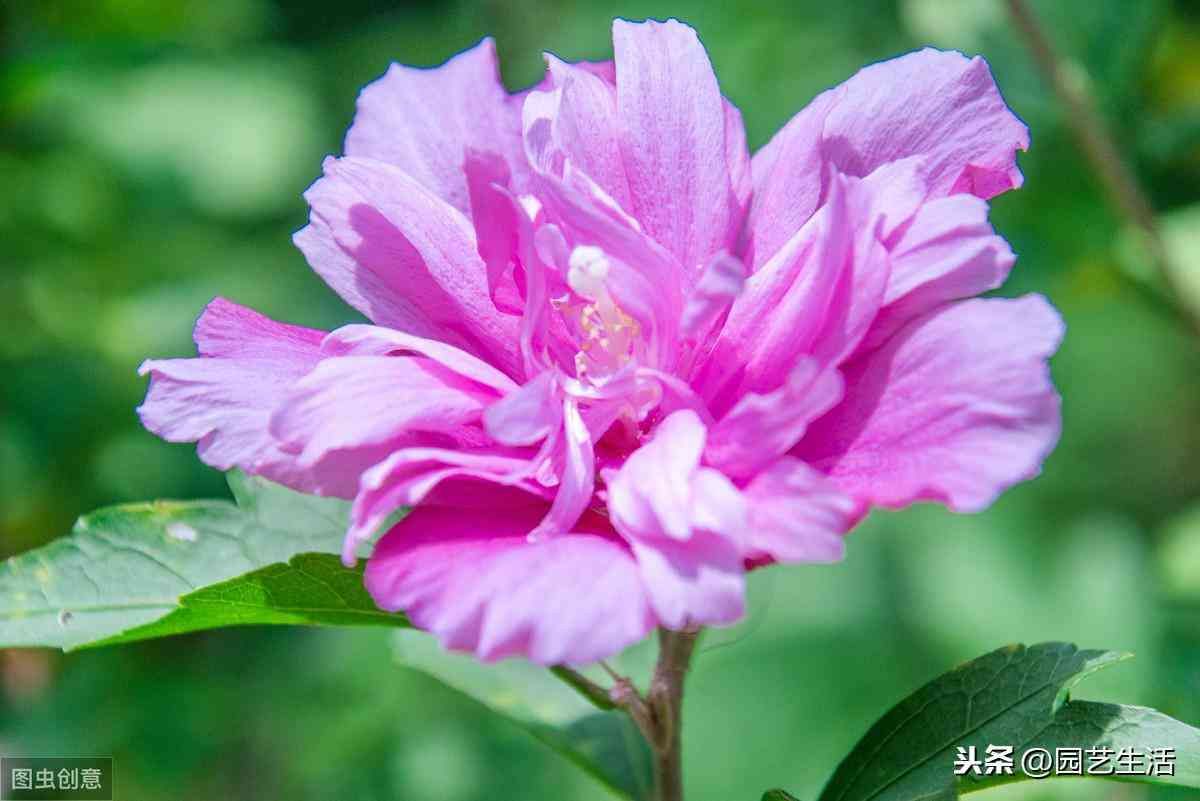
[595,628,699,800]
[647,628,698,801]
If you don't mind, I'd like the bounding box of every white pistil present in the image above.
[565,246,641,382]
[567,245,610,300]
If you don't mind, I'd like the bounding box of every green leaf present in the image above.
[808,642,1200,801]
[83,553,408,647]
[762,791,803,801]
[0,472,359,650]
[393,629,653,800]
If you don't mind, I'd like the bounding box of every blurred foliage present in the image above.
[2,1,1200,800]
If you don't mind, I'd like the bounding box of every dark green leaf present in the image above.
[810,642,1200,801]
[393,630,653,800]
[84,553,408,647]
[0,472,354,650]
[762,791,803,801]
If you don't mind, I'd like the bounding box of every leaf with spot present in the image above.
[0,472,363,650]
[0,473,644,800]
[771,642,1200,801]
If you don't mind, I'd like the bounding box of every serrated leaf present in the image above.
[83,553,407,648]
[393,629,653,800]
[0,473,354,650]
[810,642,1200,801]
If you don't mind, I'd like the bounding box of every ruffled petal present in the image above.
[137,298,349,494]
[345,449,549,564]
[364,502,655,665]
[529,399,595,538]
[698,173,888,409]
[539,55,633,213]
[627,532,745,629]
[705,358,843,480]
[266,322,521,502]
[192,296,325,359]
[862,193,1015,349]
[484,370,562,446]
[743,458,857,564]
[821,49,1028,200]
[796,295,1064,512]
[697,176,852,406]
[463,149,526,315]
[723,102,753,243]
[268,355,499,470]
[680,251,745,343]
[745,48,1026,268]
[462,160,576,376]
[606,409,708,541]
[344,39,527,215]
[295,156,520,376]
[322,324,518,394]
[606,410,748,628]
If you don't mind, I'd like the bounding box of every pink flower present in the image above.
[139,19,1062,665]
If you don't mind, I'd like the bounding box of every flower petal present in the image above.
[268,355,498,470]
[697,177,852,407]
[602,409,748,627]
[679,251,746,343]
[822,49,1028,200]
[344,39,527,215]
[796,295,1064,512]
[296,156,520,376]
[743,458,856,564]
[706,358,844,480]
[613,18,744,269]
[463,149,526,315]
[744,88,835,270]
[345,449,548,564]
[627,533,745,629]
[540,55,633,213]
[529,399,594,539]
[606,409,708,542]
[322,323,518,394]
[193,296,325,359]
[364,503,654,665]
[698,173,889,408]
[484,370,562,446]
[745,48,1026,268]
[863,193,1014,349]
[137,298,349,494]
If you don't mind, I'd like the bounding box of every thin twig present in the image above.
[599,660,625,684]
[610,674,658,746]
[1005,0,1200,336]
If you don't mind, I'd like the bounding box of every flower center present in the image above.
[561,246,641,382]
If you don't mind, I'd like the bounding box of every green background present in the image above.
[3,1,1200,799]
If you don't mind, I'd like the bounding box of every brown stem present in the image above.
[602,628,698,801]
[1004,0,1200,336]
[647,628,698,801]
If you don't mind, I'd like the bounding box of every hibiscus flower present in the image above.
[139,18,1062,665]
